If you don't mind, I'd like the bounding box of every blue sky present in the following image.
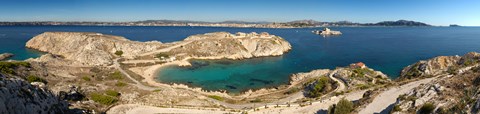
[0,0,479,26]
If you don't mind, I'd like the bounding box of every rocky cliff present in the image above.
[26,32,163,66]
[169,32,291,59]
[0,73,68,114]
[400,52,480,79]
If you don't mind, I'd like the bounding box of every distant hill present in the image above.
[365,20,430,26]
[0,19,431,27]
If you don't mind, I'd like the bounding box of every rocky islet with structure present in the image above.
[313,27,342,36]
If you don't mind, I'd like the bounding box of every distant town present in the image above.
[0,19,432,28]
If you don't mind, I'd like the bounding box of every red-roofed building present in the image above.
[350,62,366,69]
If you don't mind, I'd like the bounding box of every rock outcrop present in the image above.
[392,66,480,114]
[0,53,13,61]
[0,73,68,114]
[169,32,291,59]
[26,32,163,66]
[400,52,480,79]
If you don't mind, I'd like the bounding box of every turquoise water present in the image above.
[1,26,480,93]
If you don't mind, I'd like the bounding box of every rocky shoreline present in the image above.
[0,53,13,61]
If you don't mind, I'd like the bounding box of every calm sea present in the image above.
[1,26,479,93]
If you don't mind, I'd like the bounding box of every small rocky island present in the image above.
[312,28,342,36]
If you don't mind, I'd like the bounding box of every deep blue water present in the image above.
[1,26,479,93]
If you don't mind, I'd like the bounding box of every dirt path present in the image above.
[358,77,436,114]
[113,58,158,91]
[329,69,346,92]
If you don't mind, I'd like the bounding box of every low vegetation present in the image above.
[110,71,124,80]
[155,53,170,59]
[26,75,47,83]
[114,50,123,56]
[207,95,224,101]
[82,76,91,81]
[328,98,354,114]
[115,81,127,87]
[90,93,118,105]
[284,87,301,95]
[351,68,373,77]
[0,61,30,74]
[250,98,262,103]
[306,76,335,98]
[105,90,120,97]
[418,102,435,114]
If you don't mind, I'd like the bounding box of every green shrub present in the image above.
[82,76,91,81]
[26,75,47,83]
[0,62,30,74]
[110,71,124,80]
[153,89,162,92]
[418,103,436,114]
[90,93,118,105]
[332,98,354,114]
[447,66,458,75]
[307,76,331,98]
[105,90,120,97]
[115,81,127,87]
[207,95,224,101]
[114,51,123,56]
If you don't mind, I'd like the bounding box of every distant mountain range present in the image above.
[0,19,431,28]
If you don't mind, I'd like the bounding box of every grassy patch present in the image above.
[109,71,124,80]
[26,75,47,83]
[208,95,224,101]
[115,81,127,87]
[90,93,118,105]
[82,76,91,81]
[355,83,373,90]
[105,90,120,97]
[153,89,162,92]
